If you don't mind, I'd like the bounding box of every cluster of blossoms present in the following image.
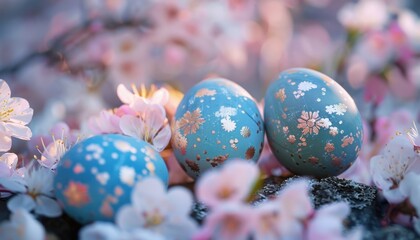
[338,0,420,104]
[194,160,361,240]
[89,84,171,152]
[0,80,33,183]
[81,177,198,240]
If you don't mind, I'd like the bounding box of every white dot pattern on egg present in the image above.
[54,134,168,224]
[264,68,363,177]
[172,78,265,179]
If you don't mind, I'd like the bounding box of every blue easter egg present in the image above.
[54,134,168,224]
[172,78,264,179]
[264,68,363,177]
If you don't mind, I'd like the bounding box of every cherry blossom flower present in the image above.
[338,0,388,32]
[0,208,45,240]
[194,202,254,240]
[117,84,169,107]
[0,153,18,178]
[80,222,166,240]
[119,101,171,152]
[0,80,34,152]
[116,177,198,239]
[34,122,81,170]
[196,160,259,208]
[370,131,420,203]
[306,202,362,240]
[0,165,62,217]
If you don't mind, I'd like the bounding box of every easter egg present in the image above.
[264,68,363,177]
[172,78,264,179]
[54,134,168,224]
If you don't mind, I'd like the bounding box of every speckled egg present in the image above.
[54,134,168,224]
[264,68,363,177]
[172,78,264,179]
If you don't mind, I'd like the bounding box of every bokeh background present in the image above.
[0,0,419,156]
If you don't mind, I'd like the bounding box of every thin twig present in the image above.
[0,18,150,76]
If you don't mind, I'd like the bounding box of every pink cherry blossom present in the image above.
[399,172,420,215]
[119,101,171,152]
[370,131,420,203]
[196,160,259,208]
[116,177,198,239]
[0,80,34,152]
[0,208,45,240]
[306,202,362,240]
[194,202,254,240]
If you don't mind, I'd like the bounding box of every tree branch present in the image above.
[0,18,150,77]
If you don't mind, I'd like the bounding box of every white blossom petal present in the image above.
[7,194,36,212]
[0,177,27,193]
[0,133,12,152]
[80,222,121,240]
[116,206,143,230]
[4,122,32,140]
[167,187,193,216]
[117,84,135,104]
[35,195,62,217]
[0,208,45,240]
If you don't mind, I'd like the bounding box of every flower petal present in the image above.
[0,177,26,193]
[0,208,45,240]
[4,122,32,140]
[7,194,36,212]
[152,125,171,152]
[151,88,169,105]
[7,97,33,125]
[35,195,62,217]
[167,187,193,216]
[0,133,12,152]
[132,177,166,209]
[80,222,121,240]
[0,80,11,103]
[115,206,143,230]
[144,104,166,134]
[117,84,135,104]
[119,115,144,139]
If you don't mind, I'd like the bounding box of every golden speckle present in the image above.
[275,88,286,102]
[324,143,335,153]
[245,147,255,159]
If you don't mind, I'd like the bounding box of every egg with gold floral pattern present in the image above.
[264,68,363,177]
[172,78,264,179]
[54,134,168,224]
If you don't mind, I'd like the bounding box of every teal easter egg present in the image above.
[54,134,168,224]
[264,68,363,177]
[172,78,264,179]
